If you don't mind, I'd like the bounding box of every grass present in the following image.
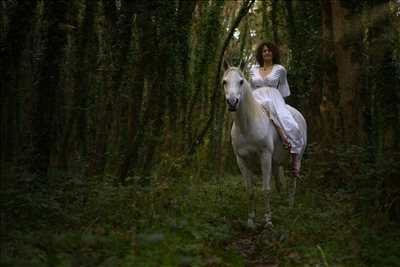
[2,157,400,266]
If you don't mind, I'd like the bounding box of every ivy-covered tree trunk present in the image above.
[119,0,172,177]
[315,0,339,146]
[87,0,135,176]
[118,1,152,181]
[330,0,363,144]
[261,0,273,42]
[283,0,300,107]
[31,0,68,178]
[367,0,399,155]
[366,0,400,221]
[1,0,37,179]
[186,0,225,148]
[141,0,180,174]
[174,0,196,152]
[58,0,98,170]
[271,0,280,44]
[87,0,117,176]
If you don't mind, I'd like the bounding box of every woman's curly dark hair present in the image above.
[255,41,281,66]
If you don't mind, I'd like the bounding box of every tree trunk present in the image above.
[118,1,156,180]
[173,0,197,152]
[367,0,399,154]
[1,0,37,179]
[58,0,98,170]
[87,0,135,176]
[313,0,339,146]
[186,0,225,147]
[261,0,272,41]
[31,0,68,177]
[271,0,279,44]
[330,0,363,144]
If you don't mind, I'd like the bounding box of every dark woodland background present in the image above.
[1,0,400,266]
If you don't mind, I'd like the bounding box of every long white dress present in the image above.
[249,64,304,154]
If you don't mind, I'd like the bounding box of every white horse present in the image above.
[222,62,307,228]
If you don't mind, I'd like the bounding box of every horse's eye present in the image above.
[239,79,244,85]
[222,80,227,85]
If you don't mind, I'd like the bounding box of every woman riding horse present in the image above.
[249,41,305,177]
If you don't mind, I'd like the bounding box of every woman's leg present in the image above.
[272,120,300,177]
[271,120,291,149]
[291,153,300,177]
[258,89,303,177]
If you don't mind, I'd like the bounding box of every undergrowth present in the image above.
[1,146,400,266]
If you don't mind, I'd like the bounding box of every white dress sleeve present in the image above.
[276,65,290,98]
[249,65,258,90]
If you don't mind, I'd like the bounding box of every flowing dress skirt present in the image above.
[253,86,304,154]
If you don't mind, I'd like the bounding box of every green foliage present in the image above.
[3,148,400,266]
[2,171,246,266]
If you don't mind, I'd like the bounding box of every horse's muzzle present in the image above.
[226,98,238,112]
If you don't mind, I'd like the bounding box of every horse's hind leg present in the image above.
[272,164,284,194]
[236,155,256,229]
[288,174,297,208]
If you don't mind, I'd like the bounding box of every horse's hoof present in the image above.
[264,221,273,228]
[264,214,273,228]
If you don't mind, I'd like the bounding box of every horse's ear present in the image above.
[223,59,230,71]
[239,60,245,71]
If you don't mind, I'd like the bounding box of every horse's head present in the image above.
[222,60,246,112]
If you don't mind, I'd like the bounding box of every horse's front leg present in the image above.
[260,151,273,227]
[236,155,256,229]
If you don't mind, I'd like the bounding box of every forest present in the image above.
[1,0,400,266]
